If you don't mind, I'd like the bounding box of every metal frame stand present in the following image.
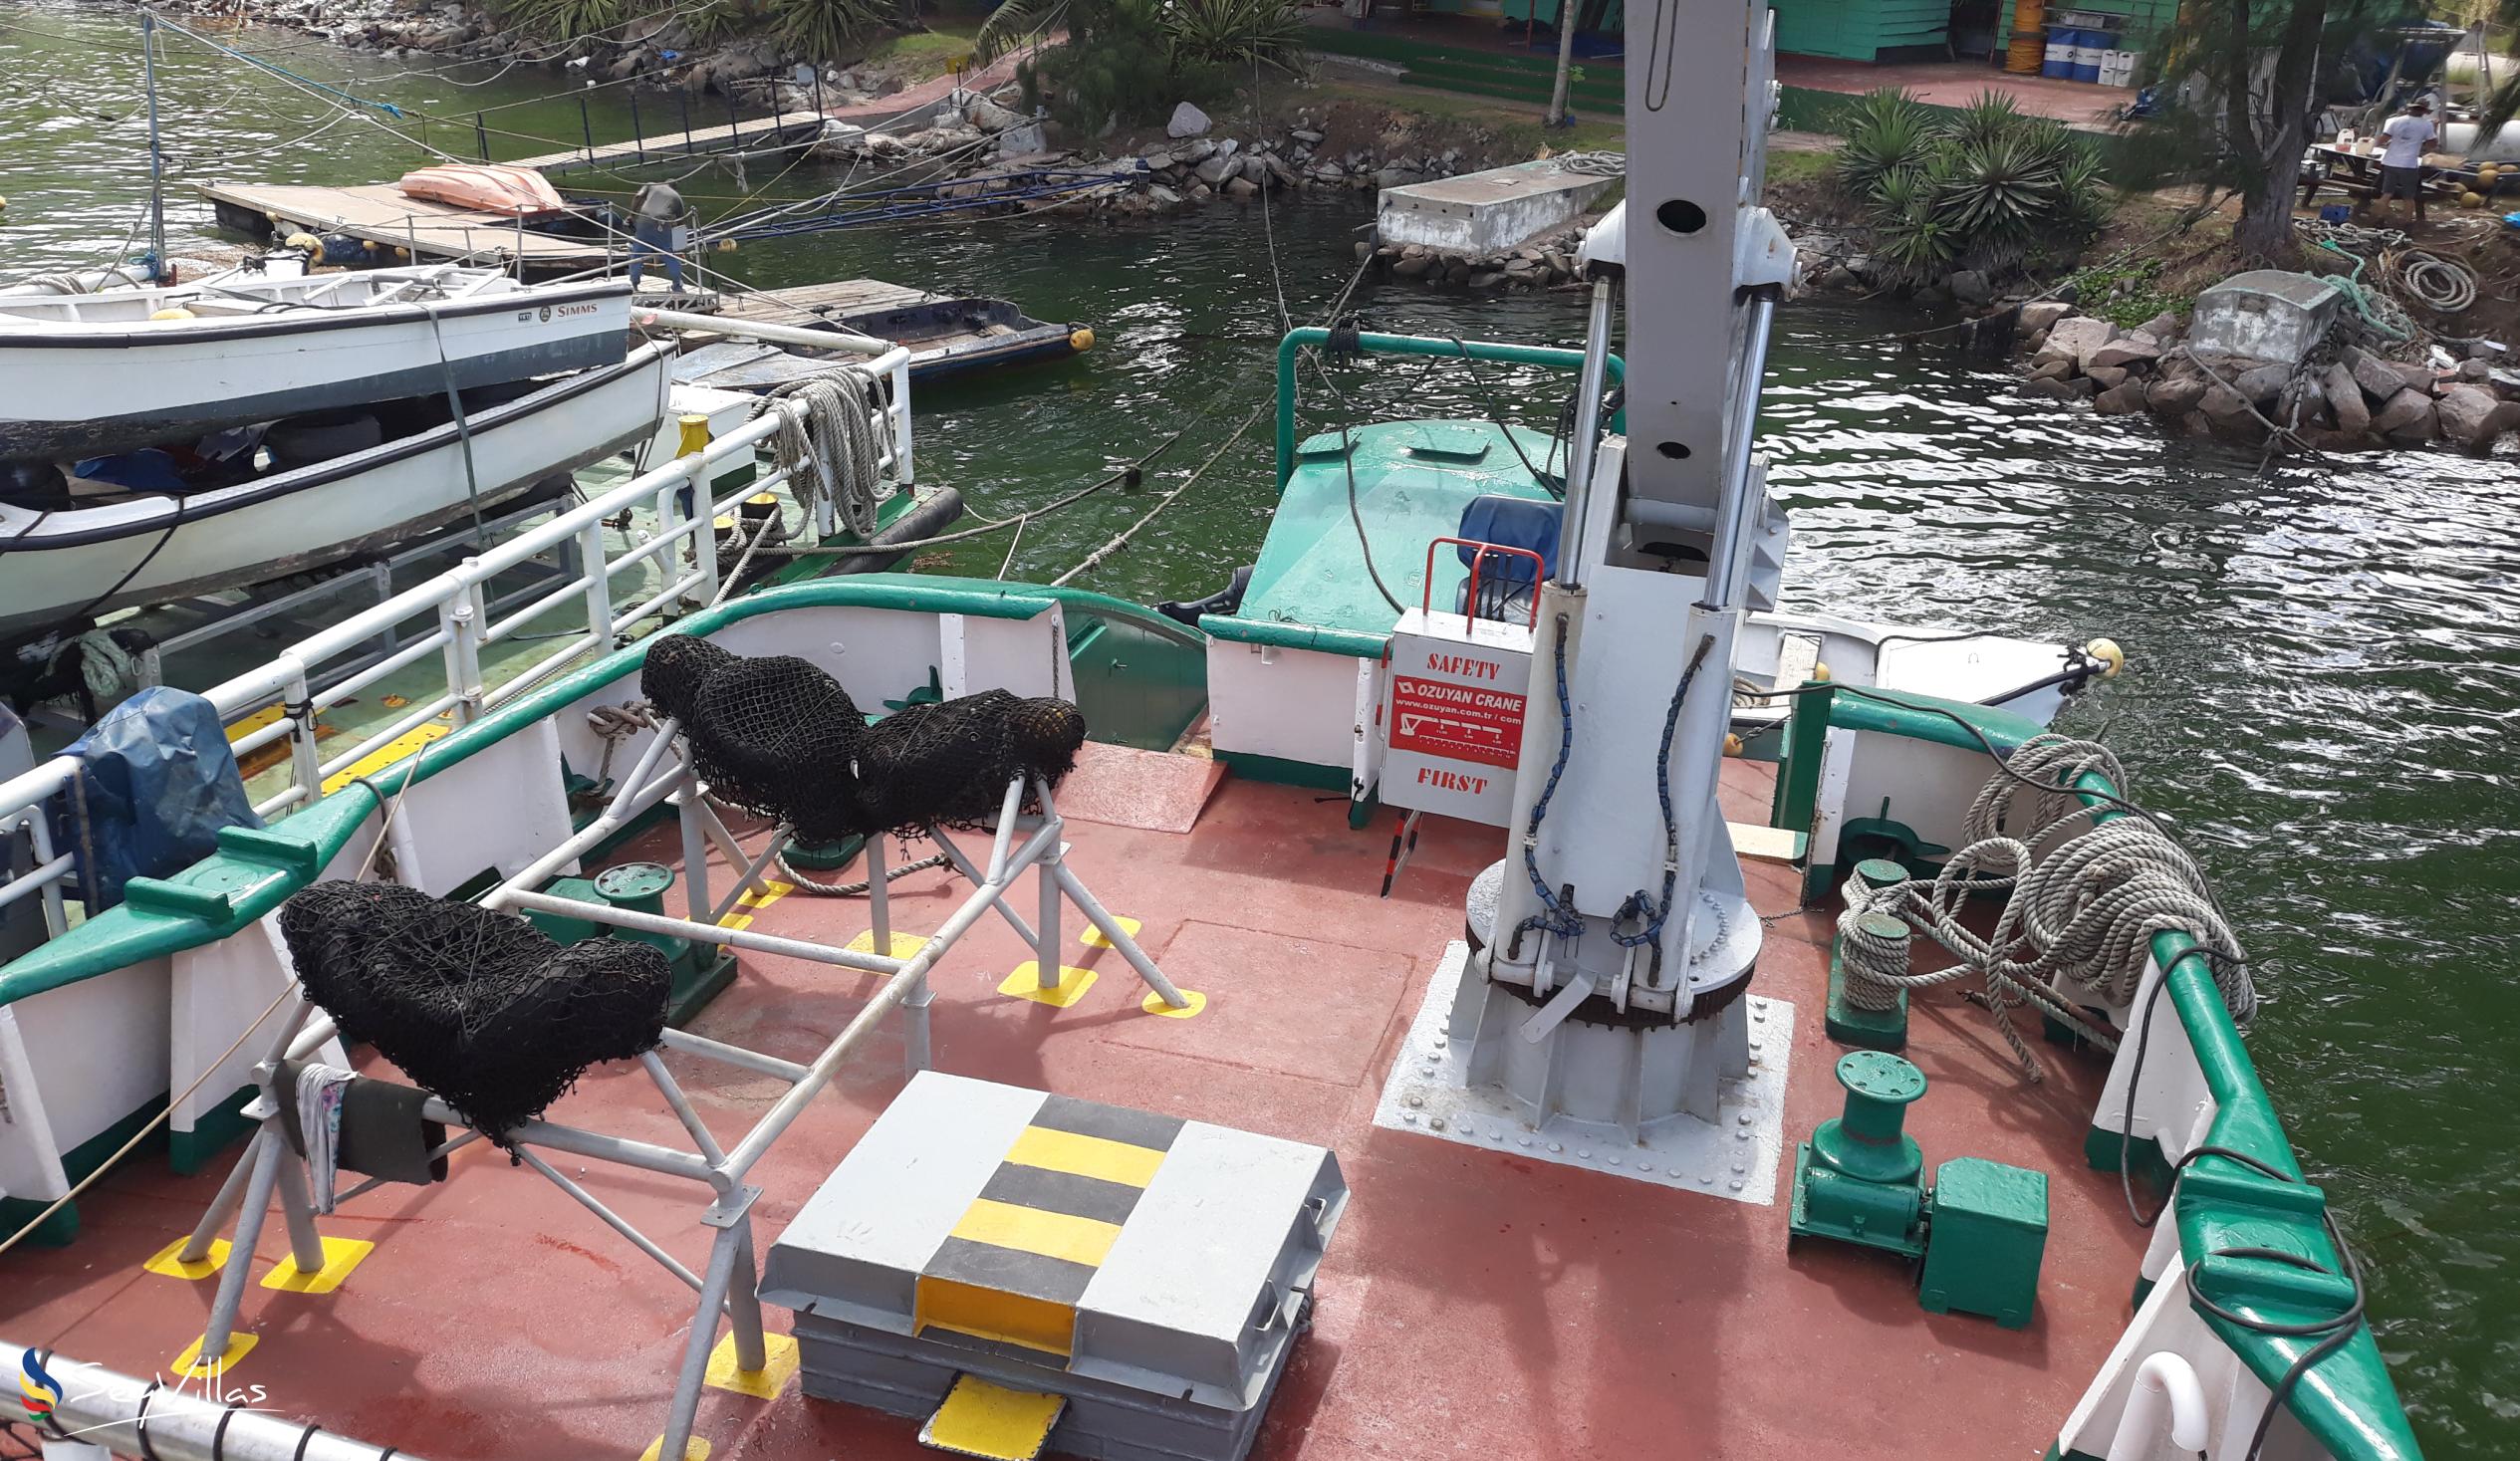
[177,774,1180,1461]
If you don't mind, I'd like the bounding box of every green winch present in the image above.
[1789,1052,2049,1329]
[522,861,735,1024]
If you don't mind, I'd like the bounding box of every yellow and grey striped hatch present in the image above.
[761,1071,1346,1454]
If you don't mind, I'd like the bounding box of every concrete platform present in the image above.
[1376,157,1618,256]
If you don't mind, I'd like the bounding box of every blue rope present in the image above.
[1512,613,1585,956]
[1612,632,1715,954]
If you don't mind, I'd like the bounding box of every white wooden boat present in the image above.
[0,266,630,463]
[0,343,674,632]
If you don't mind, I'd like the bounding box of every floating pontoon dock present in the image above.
[193,181,613,272]
[503,115,831,177]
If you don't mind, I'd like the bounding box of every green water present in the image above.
[4,5,2514,1449]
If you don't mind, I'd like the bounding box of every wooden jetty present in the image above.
[193,181,612,272]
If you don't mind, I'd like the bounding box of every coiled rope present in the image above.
[757,367,883,539]
[2394,250,2478,313]
[1842,735,2253,1081]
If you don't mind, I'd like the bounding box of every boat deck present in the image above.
[3,746,2144,1460]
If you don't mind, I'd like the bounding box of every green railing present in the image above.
[1275,328,1625,489]
[1776,682,2420,1461]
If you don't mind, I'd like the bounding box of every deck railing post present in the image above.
[476,111,490,161]
[630,91,645,162]
[282,670,323,809]
[580,95,596,165]
[680,91,694,153]
[580,521,616,646]
[440,576,487,725]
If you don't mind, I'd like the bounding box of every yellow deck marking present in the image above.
[637,1436,709,1461]
[718,913,755,931]
[142,1236,230,1280]
[257,1235,374,1294]
[997,964,1096,1008]
[913,1277,1076,1357]
[702,1332,799,1398]
[920,1374,1066,1461]
[735,879,794,910]
[171,1332,259,1377]
[1139,988,1207,1020]
[949,1198,1124,1268]
[224,705,284,744]
[1002,1125,1163,1188]
[1079,915,1141,949]
[319,722,450,795]
[849,930,932,958]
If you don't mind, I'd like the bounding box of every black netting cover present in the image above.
[644,637,869,845]
[856,689,1087,835]
[277,880,671,1141]
[638,635,1087,840]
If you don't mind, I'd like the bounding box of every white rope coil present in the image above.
[758,366,883,540]
[1843,735,2253,1081]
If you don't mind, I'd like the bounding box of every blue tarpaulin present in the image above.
[55,688,262,911]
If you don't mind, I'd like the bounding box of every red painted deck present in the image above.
[2,760,2142,1461]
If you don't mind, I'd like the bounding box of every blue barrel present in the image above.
[2043,23,2073,78]
[2072,30,2111,83]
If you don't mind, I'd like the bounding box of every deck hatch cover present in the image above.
[765,1072,1346,1424]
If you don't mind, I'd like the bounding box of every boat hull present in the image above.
[0,345,672,632]
[0,279,630,462]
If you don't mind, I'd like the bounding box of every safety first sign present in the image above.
[1379,607,1534,827]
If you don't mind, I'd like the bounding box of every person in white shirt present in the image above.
[2375,99,2438,225]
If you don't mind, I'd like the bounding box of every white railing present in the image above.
[0,343,910,940]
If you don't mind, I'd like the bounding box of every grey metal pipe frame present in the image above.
[658,1027,809,1082]
[1702,291,1780,611]
[1554,277,1619,592]
[512,1145,706,1293]
[1,1340,426,1461]
[500,888,908,975]
[719,814,1063,1180]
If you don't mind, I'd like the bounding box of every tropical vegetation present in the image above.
[1831,89,2111,289]
[1006,0,1304,132]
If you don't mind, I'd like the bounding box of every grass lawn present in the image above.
[861,24,984,83]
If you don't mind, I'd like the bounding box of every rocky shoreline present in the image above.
[1991,301,2520,453]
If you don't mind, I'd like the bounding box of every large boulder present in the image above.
[2046,316,2118,370]
[2321,364,2372,436]
[968,96,1024,131]
[2023,375,2097,401]
[1166,102,1211,138]
[1193,154,1238,186]
[1949,269,1993,306]
[2018,300,2074,334]
[2090,333,2161,369]
[2435,383,2520,449]
[2373,386,2437,443]
[2086,365,2130,391]
[2146,376,2207,415]
[2200,382,2262,437]
[2095,380,2150,415]
[2232,365,2290,407]
[2344,346,2420,404]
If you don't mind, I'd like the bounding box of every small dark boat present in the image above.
[672,294,1091,392]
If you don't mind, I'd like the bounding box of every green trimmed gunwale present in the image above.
[0,576,1198,1011]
